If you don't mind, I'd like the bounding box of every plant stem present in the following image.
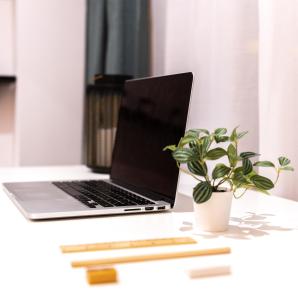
[215,178,227,189]
[179,167,203,182]
[204,174,211,185]
[227,179,233,191]
[199,159,211,185]
[235,140,238,155]
[274,168,280,185]
[214,168,233,190]
[233,188,248,199]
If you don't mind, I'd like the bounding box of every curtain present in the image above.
[86,0,150,83]
[162,0,298,200]
[259,0,298,200]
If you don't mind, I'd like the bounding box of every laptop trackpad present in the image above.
[5,182,84,212]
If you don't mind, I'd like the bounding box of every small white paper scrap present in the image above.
[188,265,231,278]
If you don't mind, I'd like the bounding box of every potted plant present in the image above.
[164,127,294,232]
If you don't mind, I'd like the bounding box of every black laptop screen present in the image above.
[110,73,193,205]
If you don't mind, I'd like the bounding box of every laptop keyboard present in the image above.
[53,180,155,209]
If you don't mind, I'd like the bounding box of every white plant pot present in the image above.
[193,190,233,232]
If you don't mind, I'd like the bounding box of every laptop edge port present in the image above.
[124,208,141,212]
[145,207,154,211]
[157,206,166,210]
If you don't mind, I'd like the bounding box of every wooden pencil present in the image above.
[71,247,231,268]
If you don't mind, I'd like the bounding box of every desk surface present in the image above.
[0,165,298,300]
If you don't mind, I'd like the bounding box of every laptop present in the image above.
[3,72,193,220]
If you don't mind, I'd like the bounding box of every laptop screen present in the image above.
[110,73,193,205]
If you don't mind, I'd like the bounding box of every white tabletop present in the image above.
[0,165,297,300]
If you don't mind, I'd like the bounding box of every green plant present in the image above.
[164,127,294,204]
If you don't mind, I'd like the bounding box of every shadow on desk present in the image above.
[179,212,295,240]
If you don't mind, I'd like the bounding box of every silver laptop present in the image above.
[3,73,193,220]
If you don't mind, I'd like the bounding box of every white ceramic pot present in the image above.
[193,190,233,232]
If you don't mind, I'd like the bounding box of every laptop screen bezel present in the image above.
[110,72,193,207]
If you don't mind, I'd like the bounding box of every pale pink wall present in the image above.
[15,0,86,165]
[150,0,167,76]
[0,0,15,75]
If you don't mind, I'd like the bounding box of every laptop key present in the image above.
[97,201,114,208]
[53,180,156,209]
[92,197,114,207]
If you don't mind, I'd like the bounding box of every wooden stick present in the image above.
[61,237,197,253]
[71,247,231,268]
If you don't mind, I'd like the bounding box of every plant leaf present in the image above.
[280,166,294,171]
[253,161,275,168]
[193,182,212,204]
[278,156,291,166]
[232,168,249,185]
[237,131,248,139]
[184,130,199,138]
[206,148,226,160]
[212,163,231,179]
[250,175,274,190]
[240,152,260,159]
[198,136,212,156]
[172,148,195,163]
[178,135,197,147]
[214,128,227,136]
[233,166,243,175]
[197,129,210,135]
[214,135,229,143]
[163,145,176,151]
[186,129,209,138]
[187,161,208,176]
[242,159,253,175]
[230,126,239,142]
[246,170,257,179]
[227,144,237,167]
[189,141,197,148]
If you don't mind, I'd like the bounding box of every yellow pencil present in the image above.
[71,247,231,268]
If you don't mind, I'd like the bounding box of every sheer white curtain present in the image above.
[160,0,298,200]
[259,0,298,200]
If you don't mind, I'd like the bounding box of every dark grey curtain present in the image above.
[86,0,150,83]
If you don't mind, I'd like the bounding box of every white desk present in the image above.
[0,166,298,300]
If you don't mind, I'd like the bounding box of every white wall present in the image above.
[150,0,167,76]
[151,0,259,187]
[259,0,298,200]
[152,0,259,149]
[164,0,259,144]
[15,0,86,165]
